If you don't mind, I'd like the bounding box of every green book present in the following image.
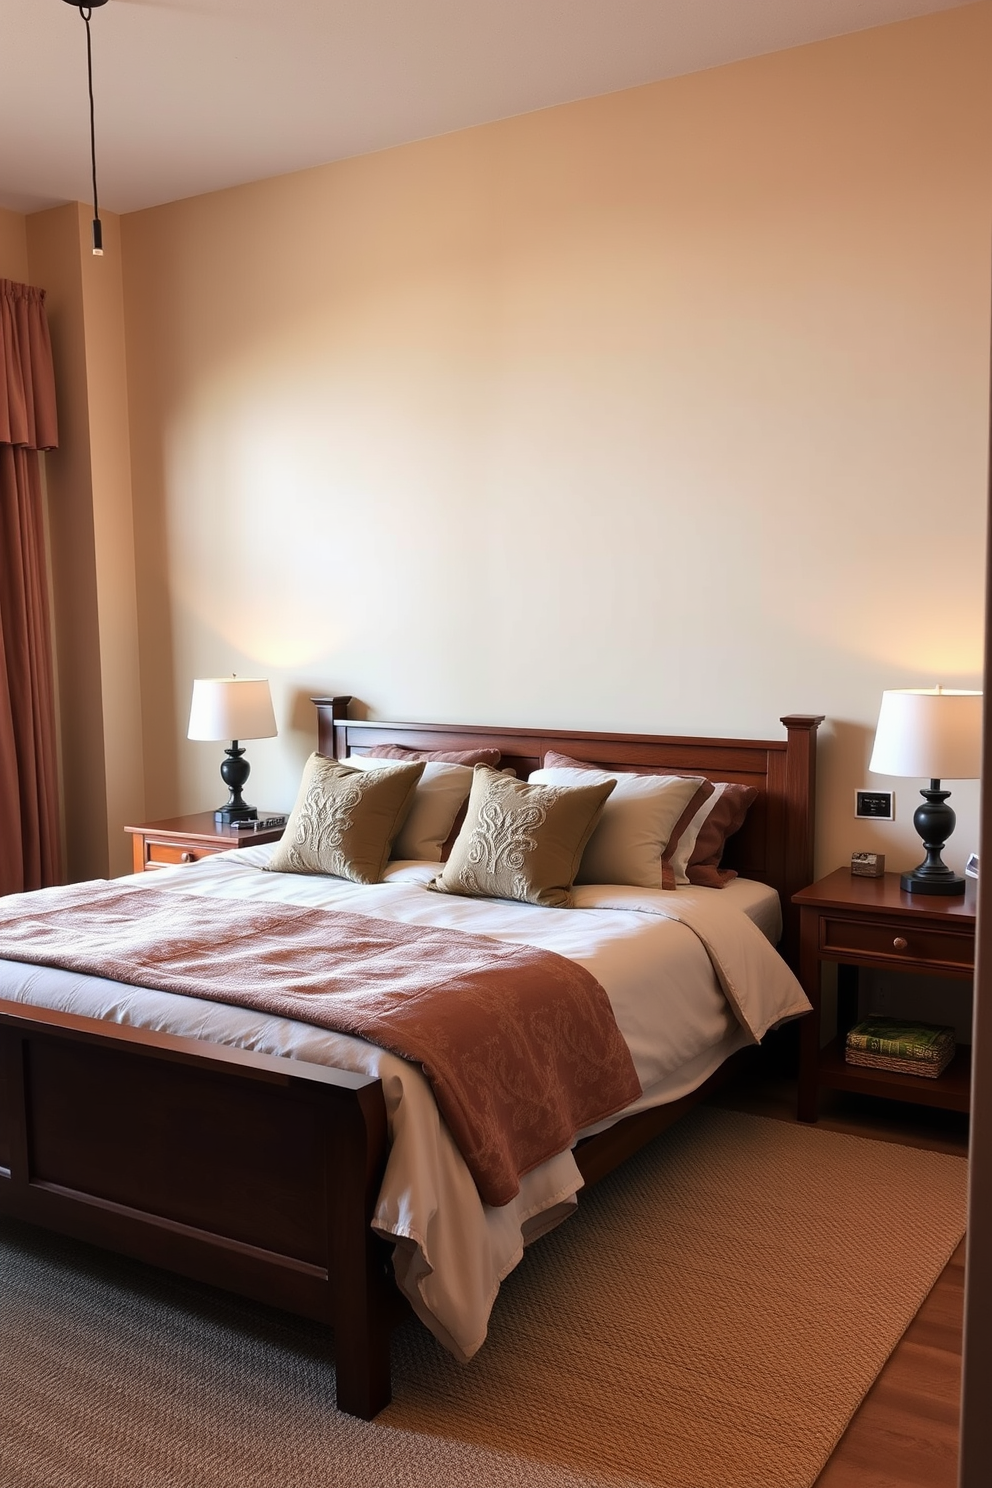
[845,1016,956,1062]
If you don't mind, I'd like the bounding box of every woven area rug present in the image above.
[0,1108,968,1488]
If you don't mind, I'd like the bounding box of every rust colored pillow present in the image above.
[367,743,502,767]
[542,750,601,771]
[684,783,759,888]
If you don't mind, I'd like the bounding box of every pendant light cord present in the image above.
[80,6,103,253]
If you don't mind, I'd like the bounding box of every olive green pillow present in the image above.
[430,764,615,908]
[266,754,424,884]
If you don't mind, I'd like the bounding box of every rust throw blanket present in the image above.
[0,882,642,1206]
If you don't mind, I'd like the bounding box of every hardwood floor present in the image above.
[711,1059,968,1488]
[815,1241,964,1488]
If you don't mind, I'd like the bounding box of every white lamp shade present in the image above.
[868,688,983,780]
[187,678,277,742]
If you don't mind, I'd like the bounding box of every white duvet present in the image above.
[0,848,810,1360]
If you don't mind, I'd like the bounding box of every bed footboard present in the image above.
[0,999,394,1420]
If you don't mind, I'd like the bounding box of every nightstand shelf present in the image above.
[125,811,286,874]
[793,869,975,1122]
[817,1036,971,1112]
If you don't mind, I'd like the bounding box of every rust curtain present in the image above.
[0,279,61,895]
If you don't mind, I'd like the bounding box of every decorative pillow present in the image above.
[430,765,615,908]
[684,782,758,888]
[541,751,757,889]
[266,754,424,884]
[345,755,473,862]
[530,762,705,888]
[661,780,717,889]
[366,743,502,767]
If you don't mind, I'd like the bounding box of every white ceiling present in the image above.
[0,0,967,216]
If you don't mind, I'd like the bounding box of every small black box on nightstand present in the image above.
[850,851,885,877]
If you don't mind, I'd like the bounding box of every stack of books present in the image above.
[845,1016,956,1079]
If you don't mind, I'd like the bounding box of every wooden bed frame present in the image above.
[0,701,822,1419]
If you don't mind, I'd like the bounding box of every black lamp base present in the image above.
[214,742,258,825]
[901,780,966,896]
[214,803,258,826]
[900,866,966,896]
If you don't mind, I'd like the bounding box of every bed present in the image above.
[0,699,822,1418]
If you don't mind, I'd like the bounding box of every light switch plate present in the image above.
[855,789,894,820]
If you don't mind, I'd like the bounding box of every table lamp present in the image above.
[187,677,277,824]
[868,686,982,895]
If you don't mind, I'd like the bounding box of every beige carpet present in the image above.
[0,1109,968,1488]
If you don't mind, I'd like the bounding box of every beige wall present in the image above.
[0,208,28,282]
[112,4,988,878]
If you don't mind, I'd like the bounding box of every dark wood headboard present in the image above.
[312,697,823,968]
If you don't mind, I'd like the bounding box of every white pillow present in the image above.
[345,755,473,861]
[528,765,706,888]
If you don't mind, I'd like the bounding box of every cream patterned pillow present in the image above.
[266,754,424,884]
[430,765,615,908]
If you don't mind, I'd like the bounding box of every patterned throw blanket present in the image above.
[0,881,642,1207]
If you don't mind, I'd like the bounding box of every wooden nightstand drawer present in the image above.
[144,839,221,869]
[126,813,287,874]
[820,914,975,973]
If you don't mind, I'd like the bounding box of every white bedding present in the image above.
[0,848,809,1360]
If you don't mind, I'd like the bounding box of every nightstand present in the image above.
[125,812,286,874]
[793,868,975,1122]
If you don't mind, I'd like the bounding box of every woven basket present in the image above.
[845,1045,955,1079]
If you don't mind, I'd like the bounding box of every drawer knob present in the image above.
[893,936,908,950]
[180,851,194,864]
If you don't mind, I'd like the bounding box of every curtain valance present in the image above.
[0,279,58,452]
